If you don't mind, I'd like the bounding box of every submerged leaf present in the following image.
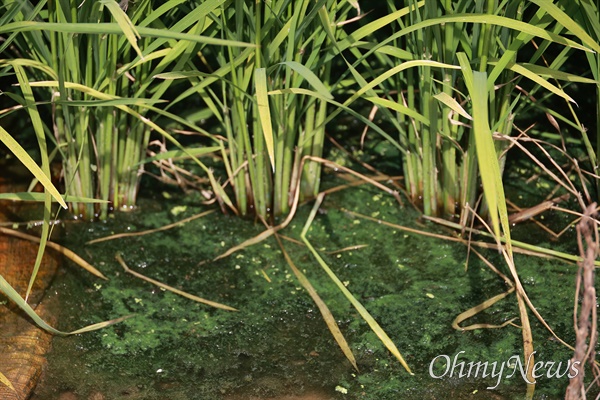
[452,288,516,331]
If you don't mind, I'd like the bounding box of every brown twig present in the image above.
[0,227,107,280]
[565,204,598,400]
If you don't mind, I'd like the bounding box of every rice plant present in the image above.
[328,0,600,393]
[558,0,600,198]
[0,0,251,220]
[156,0,361,220]
[334,0,599,220]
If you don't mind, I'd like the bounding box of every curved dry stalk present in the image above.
[319,173,404,198]
[506,197,564,238]
[325,134,412,207]
[324,244,368,255]
[421,215,600,266]
[87,209,215,244]
[506,194,570,225]
[0,226,107,280]
[496,129,592,209]
[453,209,586,352]
[452,288,517,331]
[213,156,402,261]
[303,156,403,206]
[274,234,358,371]
[470,248,513,287]
[213,226,280,261]
[347,210,581,353]
[115,253,237,312]
[465,209,580,355]
[497,247,536,398]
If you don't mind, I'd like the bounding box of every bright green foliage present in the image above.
[3,0,596,223]
[0,0,250,219]
[1,2,599,393]
[159,0,359,218]
[216,0,344,218]
[340,0,598,219]
[562,0,600,195]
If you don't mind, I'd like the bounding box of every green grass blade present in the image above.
[278,61,333,100]
[517,62,600,84]
[366,96,430,125]
[500,62,576,103]
[137,146,221,165]
[153,71,214,79]
[335,1,425,53]
[53,98,166,107]
[0,22,255,48]
[27,79,235,211]
[528,0,600,53]
[255,68,275,171]
[12,64,55,301]
[457,53,501,241]
[301,193,413,374]
[269,87,406,154]
[0,127,66,209]
[433,92,473,120]
[340,60,461,113]
[372,14,593,54]
[100,0,143,59]
[0,193,109,203]
[0,273,131,336]
[0,58,58,79]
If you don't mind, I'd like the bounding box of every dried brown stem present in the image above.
[565,204,598,400]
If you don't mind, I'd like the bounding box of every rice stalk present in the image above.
[0,0,251,219]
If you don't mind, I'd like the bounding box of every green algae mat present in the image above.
[30,181,591,400]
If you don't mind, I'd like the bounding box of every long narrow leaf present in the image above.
[301,193,413,374]
[366,96,430,125]
[255,68,275,171]
[0,22,255,48]
[278,61,333,99]
[0,127,66,209]
[0,193,109,203]
[275,234,358,371]
[0,274,129,336]
[100,0,143,59]
[528,0,600,53]
[457,54,501,242]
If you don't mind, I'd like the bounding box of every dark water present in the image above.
[29,180,593,400]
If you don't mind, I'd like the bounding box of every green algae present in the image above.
[31,178,595,400]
